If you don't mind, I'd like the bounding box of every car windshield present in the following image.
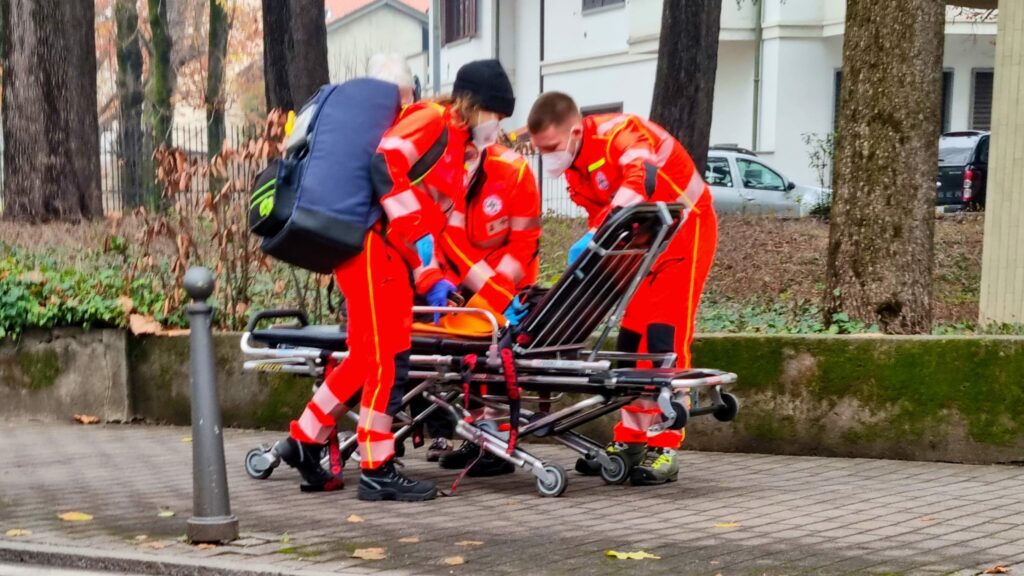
[938,136,979,166]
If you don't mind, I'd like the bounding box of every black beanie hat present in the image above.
[452,59,515,117]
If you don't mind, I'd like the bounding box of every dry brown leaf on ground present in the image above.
[455,540,483,547]
[133,535,148,542]
[58,512,93,522]
[195,543,217,550]
[984,567,1010,574]
[443,556,466,566]
[5,529,32,537]
[398,536,420,544]
[116,296,134,315]
[157,510,175,518]
[346,514,364,523]
[129,314,163,335]
[713,522,741,529]
[73,414,101,425]
[351,547,386,560]
[140,541,168,550]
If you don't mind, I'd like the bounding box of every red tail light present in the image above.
[963,168,975,202]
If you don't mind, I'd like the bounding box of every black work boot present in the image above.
[358,460,437,502]
[276,437,343,492]
[466,452,515,477]
[438,440,480,469]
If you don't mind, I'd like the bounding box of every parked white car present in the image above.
[705,148,828,217]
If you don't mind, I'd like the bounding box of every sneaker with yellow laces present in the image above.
[629,447,679,485]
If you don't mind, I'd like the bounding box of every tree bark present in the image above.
[115,0,145,208]
[147,0,174,148]
[261,0,293,111]
[285,0,328,107]
[207,0,231,160]
[261,0,328,112]
[0,0,102,222]
[825,0,945,334]
[649,0,722,173]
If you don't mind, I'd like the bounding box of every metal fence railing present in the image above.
[0,124,585,219]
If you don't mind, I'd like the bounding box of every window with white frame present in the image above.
[582,0,624,13]
[442,0,477,45]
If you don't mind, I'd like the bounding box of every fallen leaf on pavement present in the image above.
[606,550,661,560]
[455,540,483,547]
[58,512,93,522]
[280,532,291,544]
[919,516,937,523]
[399,536,420,544]
[157,510,175,518]
[73,414,101,425]
[140,541,168,550]
[347,514,364,523]
[181,436,192,443]
[133,535,149,542]
[984,567,1010,574]
[709,560,720,565]
[196,543,217,550]
[5,529,32,537]
[713,522,741,529]
[443,556,466,566]
[351,547,387,560]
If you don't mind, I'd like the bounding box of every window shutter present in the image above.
[972,70,994,131]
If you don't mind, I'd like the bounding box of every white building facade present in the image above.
[428,0,997,188]
[326,0,430,89]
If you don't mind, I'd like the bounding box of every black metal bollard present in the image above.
[184,267,239,544]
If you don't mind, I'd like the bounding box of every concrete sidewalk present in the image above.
[2,422,1024,575]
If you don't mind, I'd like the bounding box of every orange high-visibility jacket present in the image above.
[564,114,710,230]
[441,144,541,311]
[372,101,470,294]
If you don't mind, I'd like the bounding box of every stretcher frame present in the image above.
[240,202,740,496]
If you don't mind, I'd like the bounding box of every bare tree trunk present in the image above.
[285,0,329,107]
[207,0,230,160]
[649,0,722,172]
[115,0,145,208]
[0,0,102,222]
[147,0,174,148]
[825,0,945,334]
[261,0,327,112]
[261,0,293,111]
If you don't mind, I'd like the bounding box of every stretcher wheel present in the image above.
[714,393,740,422]
[666,401,688,430]
[245,447,278,480]
[536,463,568,497]
[599,453,629,485]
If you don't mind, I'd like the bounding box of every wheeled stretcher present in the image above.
[240,202,739,497]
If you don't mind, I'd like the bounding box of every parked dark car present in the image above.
[937,131,989,211]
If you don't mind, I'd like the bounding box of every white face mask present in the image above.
[542,132,579,178]
[472,116,501,150]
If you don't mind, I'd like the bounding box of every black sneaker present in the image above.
[426,438,454,462]
[438,441,480,469]
[358,460,437,502]
[276,437,343,492]
[466,452,515,477]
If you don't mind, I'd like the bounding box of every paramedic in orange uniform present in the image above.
[278,58,517,502]
[420,142,542,474]
[527,92,718,486]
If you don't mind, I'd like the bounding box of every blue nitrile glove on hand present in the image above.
[415,234,435,268]
[426,279,458,324]
[567,231,595,265]
[503,297,528,326]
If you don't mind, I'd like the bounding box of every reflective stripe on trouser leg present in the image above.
[358,408,395,469]
[613,400,660,444]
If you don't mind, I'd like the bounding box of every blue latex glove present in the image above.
[503,297,528,326]
[415,234,435,268]
[426,279,458,324]
[567,231,595,266]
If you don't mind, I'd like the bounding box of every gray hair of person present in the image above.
[367,53,415,90]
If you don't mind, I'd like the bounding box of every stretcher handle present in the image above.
[244,309,310,332]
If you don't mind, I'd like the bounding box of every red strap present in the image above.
[500,348,520,455]
[327,428,342,477]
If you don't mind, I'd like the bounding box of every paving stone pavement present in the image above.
[2,422,1024,575]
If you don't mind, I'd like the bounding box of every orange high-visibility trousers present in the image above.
[614,197,718,449]
[290,230,413,470]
